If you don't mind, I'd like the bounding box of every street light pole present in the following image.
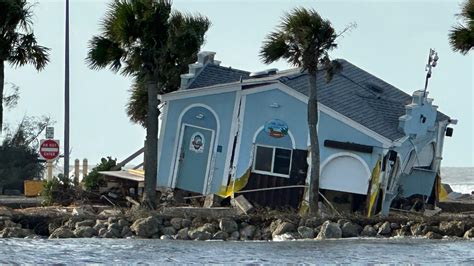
[64,0,70,179]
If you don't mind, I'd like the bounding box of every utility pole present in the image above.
[64,0,70,179]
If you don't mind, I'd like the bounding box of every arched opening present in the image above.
[172,105,219,194]
[320,153,371,195]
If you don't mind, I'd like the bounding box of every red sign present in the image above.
[39,139,60,160]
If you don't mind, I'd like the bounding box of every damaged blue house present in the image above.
[156,51,456,215]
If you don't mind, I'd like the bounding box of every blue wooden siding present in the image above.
[318,111,384,173]
[235,87,385,181]
[235,89,307,179]
[157,90,237,193]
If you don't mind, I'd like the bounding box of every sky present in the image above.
[3,0,473,167]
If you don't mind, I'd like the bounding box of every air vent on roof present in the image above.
[249,68,279,78]
[366,83,384,93]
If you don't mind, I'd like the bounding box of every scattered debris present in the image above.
[231,195,254,214]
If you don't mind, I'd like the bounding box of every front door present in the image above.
[176,125,214,193]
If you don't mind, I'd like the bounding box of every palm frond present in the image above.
[86,36,124,72]
[449,0,474,54]
[126,76,148,127]
[8,33,50,70]
[449,24,474,54]
[260,32,290,65]
[260,7,338,72]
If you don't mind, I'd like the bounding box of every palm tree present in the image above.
[449,0,474,55]
[86,0,210,209]
[0,0,50,131]
[260,8,343,215]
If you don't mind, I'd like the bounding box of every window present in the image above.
[253,145,292,177]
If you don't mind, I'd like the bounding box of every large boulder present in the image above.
[272,222,296,237]
[161,226,177,236]
[0,207,13,218]
[0,227,34,238]
[74,226,96,238]
[439,221,465,237]
[170,218,183,230]
[219,218,238,234]
[228,231,240,241]
[181,219,192,228]
[75,220,95,228]
[118,219,130,228]
[316,221,342,239]
[49,227,75,239]
[199,223,218,234]
[377,222,391,236]
[130,216,160,238]
[175,228,189,240]
[464,228,474,239]
[341,222,362,238]
[239,225,256,240]
[297,226,315,239]
[188,228,212,240]
[108,222,122,232]
[121,226,133,238]
[212,231,228,240]
[103,228,121,238]
[425,231,443,239]
[410,223,426,236]
[360,225,377,237]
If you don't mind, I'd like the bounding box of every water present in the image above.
[441,167,474,194]
[0,238,473,264]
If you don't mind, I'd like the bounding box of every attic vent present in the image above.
[249,68,278,78]
[366,83,384,93]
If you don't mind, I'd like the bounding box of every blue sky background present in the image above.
[3,0,473,167]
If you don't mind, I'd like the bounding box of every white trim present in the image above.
[160,84,240,101]
[171,123,215,194]
[222,91,242,186]
[229,94,247,181]
[320,152,371,179]
[252,144,293,178]
[252,125,296,149]
[156,101,169,184]
[168,103,221,191]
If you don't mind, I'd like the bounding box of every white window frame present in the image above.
[252,144,293,178]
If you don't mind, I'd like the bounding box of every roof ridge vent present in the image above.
[249,68,279,78]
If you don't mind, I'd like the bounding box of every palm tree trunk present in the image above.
[142,79,159,209]
[308,71,320,216]
[0,60,4,133]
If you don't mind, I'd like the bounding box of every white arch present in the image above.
[168,103,221,189]
[252,125,296,149]
[319,152,371,195]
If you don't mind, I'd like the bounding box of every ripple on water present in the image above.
[0,238,473,264]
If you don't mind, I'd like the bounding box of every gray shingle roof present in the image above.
[184,60,449,141]
[187,64,250,89]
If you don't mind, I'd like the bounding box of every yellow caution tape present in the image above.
[217,167,251,198]
[437,174,449,201]
[367,158,382,217]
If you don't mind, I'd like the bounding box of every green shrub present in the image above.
[83,157,120,190]
[42,174,73,206]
